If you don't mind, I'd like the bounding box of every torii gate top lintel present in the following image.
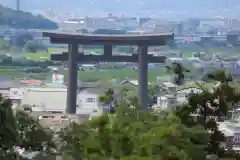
[43,31,174,45]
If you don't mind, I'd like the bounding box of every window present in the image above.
[234,136,240,142]
[86,98,95,103]
[169,99,175,104]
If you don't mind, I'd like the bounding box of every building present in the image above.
[156,94,177,110]
[79,64,98,71]
[154,84,202,111]
[218,121,240,150]
[20,87,106,116]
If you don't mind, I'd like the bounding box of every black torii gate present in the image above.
[43,32,174,114]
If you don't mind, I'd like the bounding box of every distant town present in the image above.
[2,3,240,158]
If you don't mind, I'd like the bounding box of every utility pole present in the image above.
[16,0,20,11]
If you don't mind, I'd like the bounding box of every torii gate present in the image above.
[43,32,174,114]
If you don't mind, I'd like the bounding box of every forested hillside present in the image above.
[0,5,58,29]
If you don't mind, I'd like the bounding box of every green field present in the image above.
[18,47,104,61]
[0,66,168,83]
[17,48,68,61]
[15,46,238,62]
[63,68,167,82]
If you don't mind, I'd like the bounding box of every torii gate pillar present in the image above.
[138,45,148,108]
[66,42,78,114]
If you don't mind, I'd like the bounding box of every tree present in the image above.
[24,40,47,53]
[60,105,209,160]
[166,62,189,85]
[98,88,117,113]
[0,38,10,51]
[175,70,240,158]
[11,33,33,47]
[0,94,56,159]
[0,4,58,29]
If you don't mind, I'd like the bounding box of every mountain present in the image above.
[1,0,240,19]
[0,4,58,29]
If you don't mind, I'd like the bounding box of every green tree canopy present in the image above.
[60,105,209,160]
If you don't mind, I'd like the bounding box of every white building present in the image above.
[157,95,177,110]
[20,87,104,116]
[165,57,184,67]
[218,121,240,150]
[79,64,98,71]
[155,85,203,110]
[9,88,25,106]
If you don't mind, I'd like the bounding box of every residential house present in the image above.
[20,85,110,116]
[218,121,240,150]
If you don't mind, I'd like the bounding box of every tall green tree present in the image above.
[166,62,189,85]
[176,70,240,158]
[0,38,10,51]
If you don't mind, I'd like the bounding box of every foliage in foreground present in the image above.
[0,95,55,159]
[60,105,209,160]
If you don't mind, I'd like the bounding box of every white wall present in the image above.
[78,92,98,108]
[21,89,67,112]
[77,91,103,115]
[21,88,102,115]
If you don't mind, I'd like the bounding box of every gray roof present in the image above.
[0,81,12,89]
[77,80,100,88]
[79,87,105,95]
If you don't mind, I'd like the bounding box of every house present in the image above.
[20,86,107,116]
[79,64,98,71]
[218,121,240,150]
[77,87,104,115]
[156,94,177,110]
[154,85,203,110]
[120,80,151,86]
[9,87,25,106]
[21,87,68,112]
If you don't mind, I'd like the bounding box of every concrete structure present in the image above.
[43,32,174,113]
[20,87,103,115]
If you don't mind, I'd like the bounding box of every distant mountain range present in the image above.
[0,4,58,29]
[1,0,240,19]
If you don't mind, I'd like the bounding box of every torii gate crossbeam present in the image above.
[43,32,174,114]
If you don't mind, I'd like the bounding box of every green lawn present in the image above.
[62,68,168,82]
[181,51,193,58]
[23,52,50,61]
[0,66,169,83]
[19,47,67,61]
[0,66,24,78]
[19,47,102,61]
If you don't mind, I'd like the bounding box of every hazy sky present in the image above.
[1,0,240,19]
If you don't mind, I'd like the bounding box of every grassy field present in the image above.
[18,47,104,61]
[62,68,167,82]
[0,66,168,83]
[20,50,195,61]
[15,46,239,62]
[18,48,67,61]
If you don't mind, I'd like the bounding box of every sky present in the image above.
[1,0,240,19]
